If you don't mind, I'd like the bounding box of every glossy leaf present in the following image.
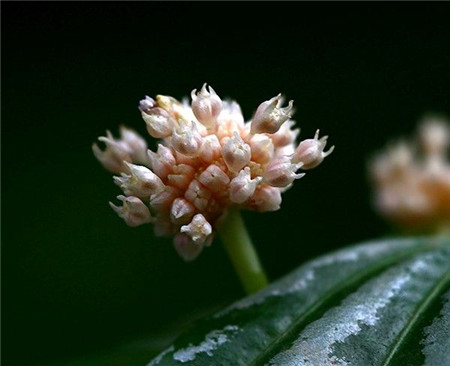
[148,237,450,366]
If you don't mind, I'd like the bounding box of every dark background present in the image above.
[3,3,450,366]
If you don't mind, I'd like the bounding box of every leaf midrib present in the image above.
[381,268,450,366]
[251,244,434,366]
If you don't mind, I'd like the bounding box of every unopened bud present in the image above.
[199,134,221,163]
[180,214,213,245]
[138,96,156,113]
[184,180,212,211]
[148,144,176,179]
[269,120,300,147]
[172,120,202,157]
[170,198,195,225]
[150,186,180,213]
[198,164,230,193]
[221,131,251,173]
[114,162,165,198]
[249,134,274,165]
[109,195,153,227]
[292,130,334,169]
[191,83,222,129]
[249,185,282,212]
[251,94,294,134]
[264,157,304,188]
[167,164,195,190]
[173,233,204,262]
[230,167,262,204]
[92,130,132,173]
[119,126,148,164]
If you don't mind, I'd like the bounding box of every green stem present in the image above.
[218,210,268,294]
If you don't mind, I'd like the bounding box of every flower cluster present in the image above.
[369,116,450,232]
[93,84,334,260]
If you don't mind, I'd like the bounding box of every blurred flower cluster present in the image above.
[370,116,450,233]
[93,84,333,260]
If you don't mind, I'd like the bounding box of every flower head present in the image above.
[369,116,450,231]
[94,84,333,260]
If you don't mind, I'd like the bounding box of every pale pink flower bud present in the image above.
[138,96,156,113]
[419,117,450,157]
[292,130,335,169]
[198,164,230,193]
[249,134,274,165]
[199,134,221,163]
[191,83,223,129]
[170,198,195,225]
[230,167,263,204]
[184,180,212,211]
[269,120,300,147]
[167,164,195,190]
[141,108,175,139]
[92,130,132,173]
[114,162,165,198]
[264,157,304,188]
[172,120,202,157]
[251,94,294,134]
[180,213,212,245]
[249,185,282,212]
[221,131,251,173]
[147,144,176,179]
[173,233,204,262]
[109,195,153,227]
[119,126,148,164]
[149,186,180,213]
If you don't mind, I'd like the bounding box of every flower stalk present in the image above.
[218,210,268,294]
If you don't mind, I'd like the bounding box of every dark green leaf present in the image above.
[148,237,450,366]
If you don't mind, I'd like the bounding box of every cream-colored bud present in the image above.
[172,120,202,157]
[198,164,230,193]
[249,134,274,165]
[264,157,304,187]
[180,214,213,245]
[230,167,263,204]
[184,180,212,211]
[191,83,223,129]
[292,130,334,169]
[148,144,176,179]
[167,164,195,190]
[251,94,294,134]
[141,108,175,138]
[119,126,148,164]
[199,134,221,163]
[221,131,251,173]
[170,198,195,225]
[109,195,153,227]
[93,130,132,173]
[249,185,282,212]
[173,233,204,262]
[114,162,165,198]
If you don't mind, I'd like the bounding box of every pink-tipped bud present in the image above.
[250,94,294,134]
[141,108,175,139]
[147,144,176,179]
[249,134,275,165]
[173,233,204,262]
[184,180,212,211]
[199,134,221,163]
[292,129,334,169]
[264,157,304,188]
[230,167,263,204]
[167,164,195,190]
[119,126,148,164]
[92,131,132,173]
[172,120,203,157]
[114,162,165,198]
[109,195,153,227]
[198,164,230,193]
[180,213,213,245]
[170,198,195,225]
[249,185,282,212]
[138,96,156,113]
[221,131,251,173]
[191,83,222,129]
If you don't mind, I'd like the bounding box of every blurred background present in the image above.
[2,3,450,365]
